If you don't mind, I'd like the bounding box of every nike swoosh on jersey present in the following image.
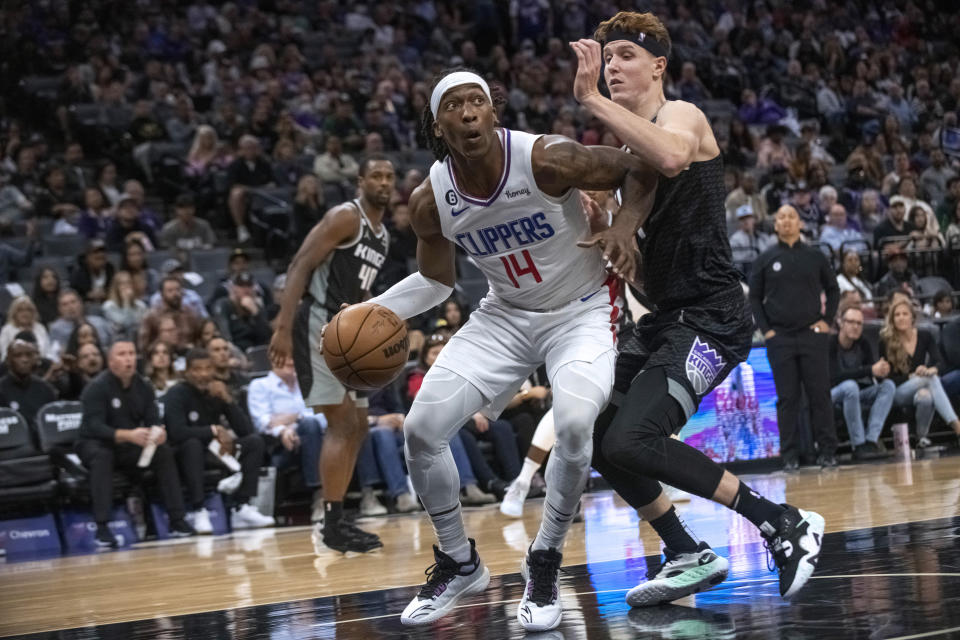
[451,206,470,217]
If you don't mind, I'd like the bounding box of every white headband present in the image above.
[430,72,491,118]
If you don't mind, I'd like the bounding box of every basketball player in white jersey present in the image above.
[269,156,394,554]
[362,68,654,631]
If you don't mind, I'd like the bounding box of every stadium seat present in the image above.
[246,345,272,378]
[0,408,58,514]
[190,248,232,273]
[917,276,952,298]
[44,234,89,257]
[145,250,173,272]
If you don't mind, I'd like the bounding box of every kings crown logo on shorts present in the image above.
[685,336,724,396]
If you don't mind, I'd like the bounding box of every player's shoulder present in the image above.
[658,100,708,125]
[409,176,442,230]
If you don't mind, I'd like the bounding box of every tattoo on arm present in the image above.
[534,136,648,196]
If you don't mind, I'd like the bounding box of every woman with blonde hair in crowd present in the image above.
[185,125,225,177]
[879,298,960,447]
[0,296,53,359]
[102,271,148,341]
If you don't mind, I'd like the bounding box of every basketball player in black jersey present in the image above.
[269,156,395,553]
[570,12,826,606]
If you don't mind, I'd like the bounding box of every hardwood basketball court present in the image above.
[2,455,959,638]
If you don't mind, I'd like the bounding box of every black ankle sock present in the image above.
[324,501,343,528]
[648,506,699,553]
[731,482,786,533]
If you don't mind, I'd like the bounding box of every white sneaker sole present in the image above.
[500,497,524,518]
[782,509,825,600]
[400,565,490,626]
[626,555,730,607]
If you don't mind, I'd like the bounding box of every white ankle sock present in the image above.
[517,457,540,486]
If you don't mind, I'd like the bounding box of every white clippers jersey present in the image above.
[429,128,607,310]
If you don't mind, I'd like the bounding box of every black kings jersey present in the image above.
[307,199,389,311]
[639,155,741,310]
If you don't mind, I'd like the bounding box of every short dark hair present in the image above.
[160,275,182,290]
[359,154,394,177]
[185,348,211,368]
[933,289,953,305]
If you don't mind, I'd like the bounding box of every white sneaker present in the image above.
[187,508,213,535]
[626,542,729,607]
[918,436,932,448]
[237,225,251,243]
[360,488,387,516]
[517,547,563,631]
[232,503,275,529]
[499,479,529,518]
[310,491,324,524]
[395,492,421,513]
[400,539,490,625]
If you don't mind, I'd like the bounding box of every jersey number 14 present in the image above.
[358,264,378,290]
[500,249,542,288]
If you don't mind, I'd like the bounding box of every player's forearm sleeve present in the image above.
[368,272,453,320]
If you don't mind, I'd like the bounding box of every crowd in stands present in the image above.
[1,1,959,537]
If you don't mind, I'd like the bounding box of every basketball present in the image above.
[322,303,409,391]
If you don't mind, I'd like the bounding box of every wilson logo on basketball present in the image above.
[382,336,409,358]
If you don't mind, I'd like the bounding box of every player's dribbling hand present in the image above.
[269,329,293,368]
[578,229,639,282]
[570,39,603,104]
[316,304,351,356]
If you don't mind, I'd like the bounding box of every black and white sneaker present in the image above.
[626,542,729,607]
[314,521,382,554]
[400,539,490,625]
[762,504,825,599]
[169,518,197,538]
[94,523,119,549]
[517,546,564,631]
[338,521,383,548]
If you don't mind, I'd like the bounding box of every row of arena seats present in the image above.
[0,403,225,522]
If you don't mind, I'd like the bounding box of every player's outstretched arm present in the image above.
[268,205,361,367]
[532,136,657,281]
[570,38,704,177]
[366,177,455,320]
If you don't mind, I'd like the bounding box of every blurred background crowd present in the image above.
[0,0,959,528]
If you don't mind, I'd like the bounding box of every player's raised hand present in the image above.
[570,39,603,104]
[578,228,639,283]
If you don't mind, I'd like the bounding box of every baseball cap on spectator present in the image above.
[117,194,137,208]
[207,40,227,56]
[250,56,270,71]
[161,259,185,275]
[889,195,908,209]
[87,238,106,253]
[229,248,250,264]
[233,272,255,287]
[13,330,38,345]
[174,193,195,208]
[736,204,755,219]
[884,244,908,260]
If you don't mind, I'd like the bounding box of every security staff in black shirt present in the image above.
[749,205,840,470]
[77,341,195,548]
[0,340,56,431]
[164,348,273,530]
